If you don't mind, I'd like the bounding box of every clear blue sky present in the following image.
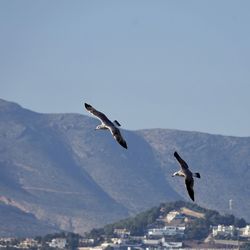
[1,1,250,136]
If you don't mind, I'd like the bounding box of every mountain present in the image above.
[0,99,179,236]
[0,99,249,236]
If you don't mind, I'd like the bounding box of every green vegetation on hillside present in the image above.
[86,201,247,240]
[86,206,160,238]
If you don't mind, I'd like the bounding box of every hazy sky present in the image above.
[1,1,250,136]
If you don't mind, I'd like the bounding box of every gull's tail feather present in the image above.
[193,172,201,178]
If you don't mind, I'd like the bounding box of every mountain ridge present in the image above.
[0,99,249,236]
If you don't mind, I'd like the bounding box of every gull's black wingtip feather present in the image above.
[84,103,91,109]
[120,141,128,149]
[174,151,179,158]
[114,120,121,127]
[188,191,195,202]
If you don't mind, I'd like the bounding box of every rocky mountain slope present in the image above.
[0,99,249,236]
[0,200,57,237]
[0,99,179,236]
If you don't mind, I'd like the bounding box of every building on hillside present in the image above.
[240,225,250,237]
[148,226,185,237]
[212,225,238,238]
[113,228,131,238]
[143,238,161,244]
[18,239,38,248]
[143,237,182,249]
[0,238,15,243]
[79,238,95,246]
[111,238,127,245]
[49,238,67,248]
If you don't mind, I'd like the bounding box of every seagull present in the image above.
[172,151,200,201]
[84,103,127,149]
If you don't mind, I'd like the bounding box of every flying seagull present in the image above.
[172,151,200,201]
[84,103,127,149]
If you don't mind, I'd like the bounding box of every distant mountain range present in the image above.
[0,99,249,237]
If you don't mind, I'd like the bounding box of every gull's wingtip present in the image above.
[120,140,128,149]
[84,103,91,109]
[114,120,121,127]
[122,142,128,149]
[188,189,195,202]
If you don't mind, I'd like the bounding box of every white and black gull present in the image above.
[84,103,127,149]
[172,151,200,201]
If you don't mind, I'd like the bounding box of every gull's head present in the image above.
[96,124,106,130]
[172,172,178,177]
[95,125,101,130]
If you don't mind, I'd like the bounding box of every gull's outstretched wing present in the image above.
[84,103,111,124]
[113,120,121,127]
[111,127,127,149]
[174,151,189,170]
[185,178,195,201]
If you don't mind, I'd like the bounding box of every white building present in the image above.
[148,226,185,236]
[143,238,161,245]
[49,238,67,249]
[113,228,131,238]
[241,225,250,237]
[212,225,237,237]
[111,237,127,244]
[18,239,39,248]
[143,237,182,248]
[79,238,95,245]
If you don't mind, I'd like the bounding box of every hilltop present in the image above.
[87,200,247,239]
[84,201,249,249]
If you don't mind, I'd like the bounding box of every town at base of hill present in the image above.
[0,201,249,250]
